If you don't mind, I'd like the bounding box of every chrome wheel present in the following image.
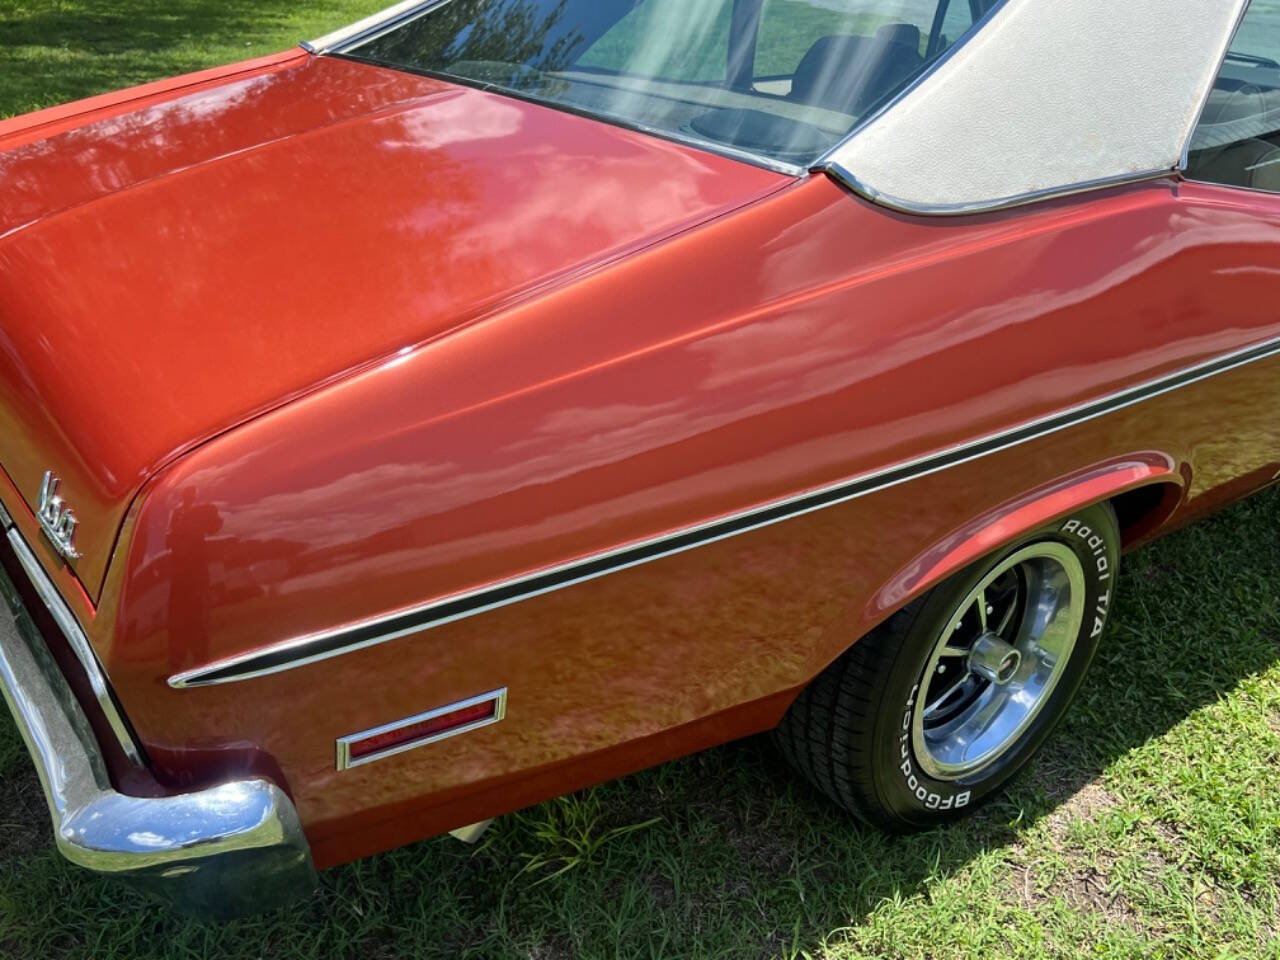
[910,541,1087,781]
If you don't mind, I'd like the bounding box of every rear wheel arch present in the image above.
[863,454,1180,632]
[787,453,1181,697]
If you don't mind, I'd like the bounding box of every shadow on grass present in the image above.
[1,485,1276,958]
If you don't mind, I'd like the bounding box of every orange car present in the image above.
[0,0,1274,916]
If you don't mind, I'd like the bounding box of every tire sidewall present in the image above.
[871,502,1120,825]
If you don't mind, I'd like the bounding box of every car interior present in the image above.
[542,28,920,164]
[347,0,997,167]
[1185,53,1280,191]
[556,1,989,165]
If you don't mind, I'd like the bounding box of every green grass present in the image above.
[0,0,381,118]
[3,3,1280,957]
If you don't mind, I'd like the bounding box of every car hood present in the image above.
[0,54,785,596]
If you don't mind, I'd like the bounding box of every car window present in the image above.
[935,0,977,55]
[342,0,996,169]
[752,0,977,96]
[575,0,732,85]
[752,1,922,95]
[1185,1,1280,192]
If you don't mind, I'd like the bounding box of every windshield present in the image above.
[341,0,995,169]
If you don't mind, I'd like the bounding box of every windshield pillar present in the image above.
[727,0,764,91]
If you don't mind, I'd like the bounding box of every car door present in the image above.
[1175,0,1280,516]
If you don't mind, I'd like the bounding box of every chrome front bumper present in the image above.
[0,519,316,918]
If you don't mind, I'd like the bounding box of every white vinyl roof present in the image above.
[822,0,1250,213]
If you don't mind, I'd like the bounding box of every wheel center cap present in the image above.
[968,632,1021,685]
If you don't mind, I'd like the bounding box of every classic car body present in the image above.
[1,0,1278,915]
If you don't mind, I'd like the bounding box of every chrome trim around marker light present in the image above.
[0,509,143,766]
[336,688,507,770]
[0,558,316,918]
[169,331,1280,689]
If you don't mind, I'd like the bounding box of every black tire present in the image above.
[774,500,1120,830]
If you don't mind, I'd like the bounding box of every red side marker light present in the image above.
[336,688,507,769]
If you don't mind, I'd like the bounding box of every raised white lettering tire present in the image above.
[774,501,1119,829]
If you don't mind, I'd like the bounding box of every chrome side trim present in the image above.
[0,512,143,766]
[817,161,1175,216]
[170,332,1280,689]
[0,559,316,918]
[335,687,507,770]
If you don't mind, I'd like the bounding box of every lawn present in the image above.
[3,2,1280,958]
[0,0,378,118]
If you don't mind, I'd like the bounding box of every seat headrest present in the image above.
[791,35,873,103]
[791,29,924,112]
[875,23,921,51]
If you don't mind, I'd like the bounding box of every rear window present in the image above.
[575,0,732,84]
[1184,1,1280,191]
[342,0,995,169]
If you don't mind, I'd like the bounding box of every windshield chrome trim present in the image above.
[169,331,1280,689]
[819,161,1174,215]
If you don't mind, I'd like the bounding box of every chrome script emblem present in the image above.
[37,471,81,561]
